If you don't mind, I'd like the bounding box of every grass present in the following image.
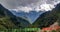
[0,28,60,32]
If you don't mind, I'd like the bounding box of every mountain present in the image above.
[1,3,60,30]
[0,4,31,30]
[10,10,45,24]
[33,3,60,29]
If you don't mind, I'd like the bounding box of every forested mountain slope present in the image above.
[0,4,30,30]
[33,3,60,29]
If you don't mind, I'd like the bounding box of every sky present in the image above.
[0,0,60,12]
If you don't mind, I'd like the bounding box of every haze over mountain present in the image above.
[10,10,45,23]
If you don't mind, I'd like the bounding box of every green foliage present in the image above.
[0,4,31,31]
[0,17,18,30]
[52,30,56,32]
[0,28,40,32]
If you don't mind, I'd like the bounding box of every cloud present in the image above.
[0,0,60,12]
[16,6,32,12]
[0,0,39,9]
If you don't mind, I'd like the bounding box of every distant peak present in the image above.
[55,3,60,9]
[0,4,5,8]
[0,4,3,7]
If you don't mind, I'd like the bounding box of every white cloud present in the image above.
[17,6,32,12]
[0,0,60,12]
[10,6,33,13]
[11,2,55,12]
[40,3,55,11]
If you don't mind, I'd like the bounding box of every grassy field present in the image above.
[0,28,60,32]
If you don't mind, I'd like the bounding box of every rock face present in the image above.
[0,4,30,30]
[33,3,60,29]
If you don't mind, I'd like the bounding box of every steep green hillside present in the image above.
[0,4,31,30]
[33,3,60,29]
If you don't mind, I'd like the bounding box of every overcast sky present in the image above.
[0,0,60,12]
[0,0,39,9]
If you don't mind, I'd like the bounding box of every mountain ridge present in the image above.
[10,10,45,23]
[0,4,31,30]
[32,3,60,29]
[0,3,60,30]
